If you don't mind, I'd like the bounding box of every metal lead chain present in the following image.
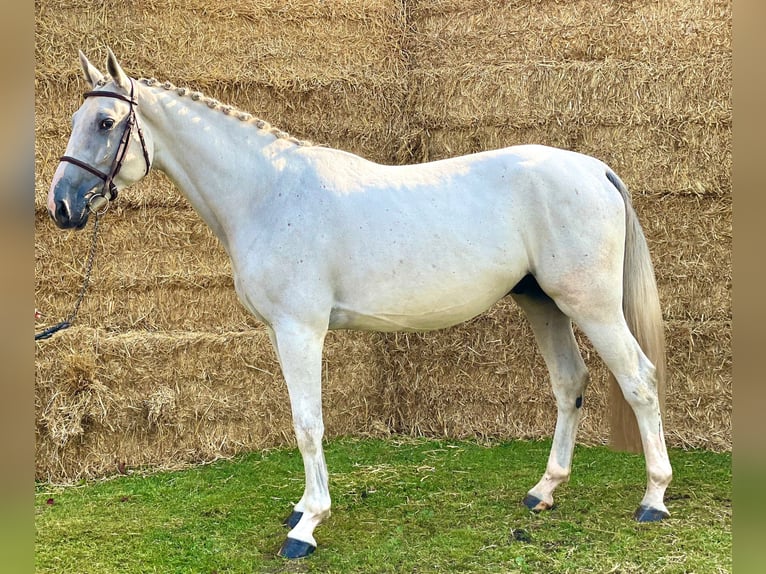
[35,214,101,341]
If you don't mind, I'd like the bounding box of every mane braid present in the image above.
[139,77,313,147]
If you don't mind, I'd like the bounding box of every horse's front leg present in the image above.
[268,321,330,559]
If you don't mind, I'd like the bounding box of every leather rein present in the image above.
[59,79,151,213]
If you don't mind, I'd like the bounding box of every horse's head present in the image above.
[47,49,153,229]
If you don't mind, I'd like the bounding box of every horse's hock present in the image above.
[34,0,731,482]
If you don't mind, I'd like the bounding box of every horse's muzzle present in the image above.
[48,167,92,229]
[49,196,88,230]
[51,200,87,229]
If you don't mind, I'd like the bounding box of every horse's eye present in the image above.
[99,118,115,130]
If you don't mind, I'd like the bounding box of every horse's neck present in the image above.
[139,83,295,253]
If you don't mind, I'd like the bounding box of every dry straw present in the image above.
[36,327,391,482]
[35,0,731,481]
[34,0,409,174]
[411,0,730,66]
[405,59,730,130]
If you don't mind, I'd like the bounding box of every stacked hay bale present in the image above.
[35,0,731,482]
[386,0,732,451]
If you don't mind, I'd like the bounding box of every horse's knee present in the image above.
[293,419,324,450]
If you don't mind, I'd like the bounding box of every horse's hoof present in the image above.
[522,494,553,512]
[279,537,316,559]
[282,510,303,529]
[634,505,670,522]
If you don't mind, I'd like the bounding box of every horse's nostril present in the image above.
[56,199,71,225]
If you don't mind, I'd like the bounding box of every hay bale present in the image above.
[35,206,240,332]
[35,0,406,83]
[378,301,569,441]
[405,59,730,131]
[377,310,729,452]
[35,327,389,482]
[663,319,731,451]
[645,195,731,323]
[411,0,731,66]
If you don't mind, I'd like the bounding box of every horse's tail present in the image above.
[606,170,666,453]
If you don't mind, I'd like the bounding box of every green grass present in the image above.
[35,438,731,573]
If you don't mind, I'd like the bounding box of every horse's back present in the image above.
[302,143,613,207]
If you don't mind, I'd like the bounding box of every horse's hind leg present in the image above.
[511,278,589,512]
[553,294,672,520]
[575,315,672,520]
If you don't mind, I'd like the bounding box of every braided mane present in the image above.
[124,77,313,147]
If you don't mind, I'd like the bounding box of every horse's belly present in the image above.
[327,216,527,332]
[328,277,516,332]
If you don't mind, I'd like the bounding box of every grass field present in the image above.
[35,438,731,573]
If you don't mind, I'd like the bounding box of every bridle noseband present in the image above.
[60,79,151,213]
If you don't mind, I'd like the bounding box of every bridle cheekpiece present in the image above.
[59,79,151,214]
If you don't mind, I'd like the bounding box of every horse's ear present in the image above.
[106,47,131,91]
[79,50,104,88]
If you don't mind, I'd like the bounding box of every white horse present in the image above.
[47,50,673,559]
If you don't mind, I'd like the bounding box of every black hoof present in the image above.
[634,505,670,522]
[279,537,316,559]
[283,510,303,529]
[523,494,554,512]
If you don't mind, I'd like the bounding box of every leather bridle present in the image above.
[59,79,151,213]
